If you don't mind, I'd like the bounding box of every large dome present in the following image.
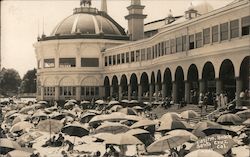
[39,7,128,41]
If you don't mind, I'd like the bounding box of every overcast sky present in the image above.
[1,0,233,77]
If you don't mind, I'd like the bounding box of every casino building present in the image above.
[34,0,250,104]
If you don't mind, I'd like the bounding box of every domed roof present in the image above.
[51,7,126,36]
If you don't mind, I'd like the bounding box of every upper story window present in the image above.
[108,56,112,65]
[176,37,182,52]
[212,25,219,43]
[170,39,176,53]
[220,22,228,41]
[147,47,152,60]
[113,55,116,65]
[242,16,250,36]
[81,58,99,67]
[230,19,239,38]
[136,50,140,62]
[104,56,108,66]
[158,43,161,57]
[44,58,55,68]
[152,46,155,59]
[189,35,195,50]
[203,28,210,45]
[195,32,202,48]
[126,52,129,63]
[161,42,165,56]
[121,53,125,64]
[131,51,135,62]
[59,58,75,68]
[117,54,121,64]
[141,49,146,61]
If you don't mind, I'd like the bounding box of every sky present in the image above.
[1,0,233,78]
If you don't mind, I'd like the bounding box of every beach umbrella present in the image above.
[109,105,123,112]
[81,100,91,104]
[160,112,181,121]
[190,134,236,155]
[95,122,130,134]
[181,110,199,119]
[6,150,32,157]
[129,100,139,104]
[108,100,120,108]
[50,112,66,120]
[132,106,143,111]
[118,107,137,115]
[4,110,18,118]
[103,112,128,121]
[105,133,142,145]
[80,112,96,123]
[31,110,47,119]
[37,119,63,133]
[17,131,44,146]
[192,121,237,137]
[217,113,243,125]
[147,134,190,153]
[166,129,198,141]
[0,138,21,155]
[236,109,250,120]
[121,99,130,103]
[12,115,29,125]
[62,110,76,118]
[157,119,192,131]
[10,121,34,133]
[243,118,250,125]
[44,106,57,113]
[93,132,114,141]
[37,101,47,104]
[126,128,150,135]
[87,109,101,115]
[95,99,106,105]
[130,119,156,129]
[64,102,75,109]
[19,106,34,114]
[124,115,143,122]
[71,106,82,113]
[185,149,223,157]
[61,124,89,137]
[66,99,77,104]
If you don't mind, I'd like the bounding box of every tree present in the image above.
[0,68,21,96]
[20,68,37,93]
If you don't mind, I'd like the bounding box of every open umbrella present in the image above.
[66,99,77,104]
[157,119,192,131]
[4,110,18,118]
[62,110,76,118]
[37,119,63,133]
[93,132,114,142]
[217,113,243,125]
[192,121,237,138]
[118,107,137,115]
[10,121,34,133]
[61,124,89,137]
[64,102,75,109]
[236,109,250,120]
[147,134,190,153]
[121,99,130,103]
[109,105,123,112]
[181,110,199,119]
[243,118,250,126]
[166,129,198,141]
[160,112,181,121]
[80,112,96,123]
[17,131,44,146]
[190,134,236,155]
[105,133,142,145]
[95,99,106,105]
[6,150,32,157]
[12,115,29,125]
[37,101,47,104]
[95,122,130,134]
[132,106,143,111]
[130,119,156,129]
[31,110,47,119]
[126,128,149,135]
[0,138,21,155]
[185,149,223,157]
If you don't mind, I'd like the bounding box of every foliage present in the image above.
[0,68,21,96]
[20,68,37,93]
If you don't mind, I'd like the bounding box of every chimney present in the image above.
[125,0,147,41]
[101,0,107,13]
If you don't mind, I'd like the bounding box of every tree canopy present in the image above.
[20,68,37,93]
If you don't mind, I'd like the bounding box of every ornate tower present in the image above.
[125,0,147,41]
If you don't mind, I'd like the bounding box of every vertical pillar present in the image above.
[99,86,104,98]
[41,86,44,100]
[138,84,142,102]
[236,77,242,106]
[110,86,113,98]
[128,84,132,101]
[162,83,166,100]
[149,84,153,102]
[118,85,123,101]
[76,86,81,101]
[185,81,190,104]
[155,83,159,101]
[55,86,59,101]
[172,81,177,103]
[216,79,222,94]
[199,79,205,94]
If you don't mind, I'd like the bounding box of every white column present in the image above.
[76,86,81,101]
[199,79,205,94]
[55,86,59,101]
[216,79,222,94]
[118,85,123,101]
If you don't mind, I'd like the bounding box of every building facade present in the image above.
[35,0,250,104]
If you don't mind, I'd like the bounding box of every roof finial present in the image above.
[80,0,92,7]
